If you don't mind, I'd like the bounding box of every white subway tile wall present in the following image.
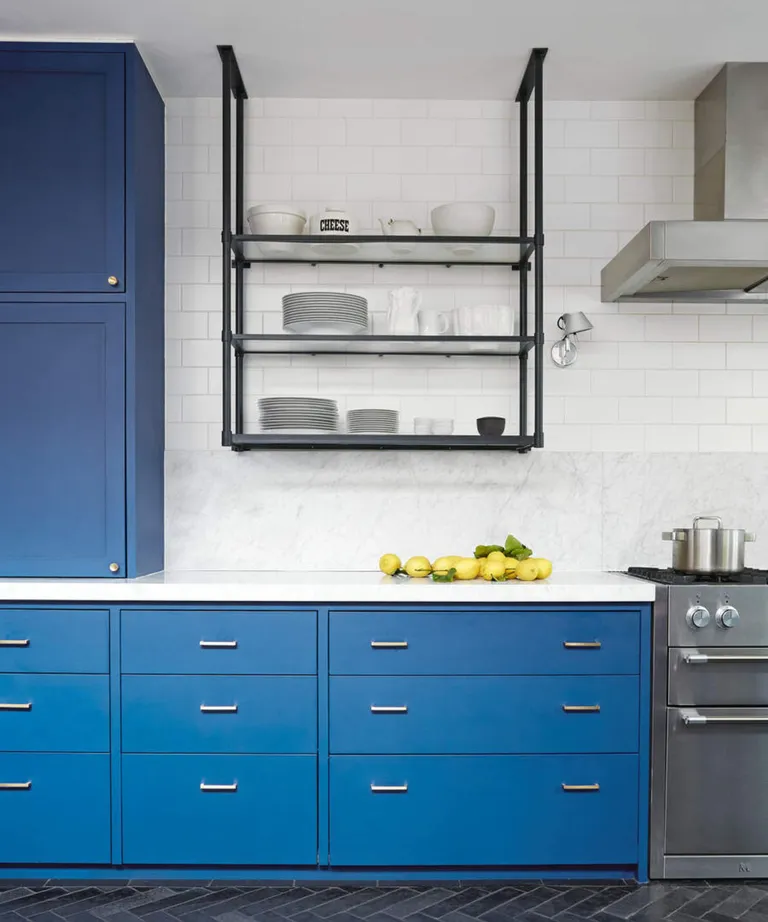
[165,96,768,452]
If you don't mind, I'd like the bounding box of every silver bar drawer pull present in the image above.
[562,783,600,792]
[0,703,32,711]
[370,641,408,649]
[563,641,601,649]
[0,781,31,790]
[685,653,768,665]
[199,640,238,649]
[683,711,768,726]
[0,639,29,648]
[200,782,238,792]
[200,704,238,714]
[562,704,600,713]
[370,705,408,714]
[371,784,408,793]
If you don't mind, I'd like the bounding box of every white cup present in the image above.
[417,310,452,335]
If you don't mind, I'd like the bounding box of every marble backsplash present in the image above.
[165,451,768,571]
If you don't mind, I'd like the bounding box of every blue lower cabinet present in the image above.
[0,753,111,864]
[330,675,639,754]
[329,755,639,867]
[122,754,318,865]
[121,675,317,753]
[0,674,109,751]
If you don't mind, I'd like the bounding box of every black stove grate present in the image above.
[627,566,768,585]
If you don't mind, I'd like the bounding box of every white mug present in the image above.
[417,310,452,335]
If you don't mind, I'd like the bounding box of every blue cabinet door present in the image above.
[0,303,126,576]
[330,609,640,675]
[330,754,638,867]
[122,754,318,865]
[0,674,110,751]
[122,675,317,753]
[0,49,125,292]
[0,753,111,864]
[330,675,639,754]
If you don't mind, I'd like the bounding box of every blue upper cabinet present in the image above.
[0,43,164,577]
[0,303,126,577]
[0,51,125,293]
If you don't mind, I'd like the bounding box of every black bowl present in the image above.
[476,416,506,436]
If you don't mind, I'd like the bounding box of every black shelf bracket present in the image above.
[219,45,546,451]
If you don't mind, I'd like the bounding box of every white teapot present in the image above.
[378,218,421,237]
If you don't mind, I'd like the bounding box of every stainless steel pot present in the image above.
[662,515,756,574]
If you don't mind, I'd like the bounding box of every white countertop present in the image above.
[0,570,655,604]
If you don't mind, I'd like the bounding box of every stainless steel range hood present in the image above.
[602,63,768,302]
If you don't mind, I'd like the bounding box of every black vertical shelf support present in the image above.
[218,45,248,448]
[218,46,546,451]
[516,47,547,449]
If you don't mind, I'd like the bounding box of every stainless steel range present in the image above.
[628,566,768,879]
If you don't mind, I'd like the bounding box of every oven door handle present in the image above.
[685,653,768,665]
[682,709,768,726]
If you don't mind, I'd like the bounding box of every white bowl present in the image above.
[431,203,495,237]
[247,205,306,236]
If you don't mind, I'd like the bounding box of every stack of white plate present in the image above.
[347,408,399,434]
[259,397,339,434]
[283,292,368,335]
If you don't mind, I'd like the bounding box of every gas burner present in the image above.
[627,566,768,585]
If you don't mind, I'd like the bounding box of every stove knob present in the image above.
[686,605,711,629]
[716,605,740,629]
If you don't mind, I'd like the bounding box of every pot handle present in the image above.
[662,531,687,542]
[693,515,722,530]
[746,532,757,542]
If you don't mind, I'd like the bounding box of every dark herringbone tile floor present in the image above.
[1,882,768,922]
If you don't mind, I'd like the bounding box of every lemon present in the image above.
[487,550,506,562]
[515,559,539,581]
[503,557,519,579]
[533,558,553,579]
[454,557,481,580]
[379,553,402,576]
[404,555,432,578]
[432,556,454,576]
[446,556,463,566]
[482,559,506,581]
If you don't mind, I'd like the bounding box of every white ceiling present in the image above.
[2,0,768,100]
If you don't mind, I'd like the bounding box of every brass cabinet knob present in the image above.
[107,275,119,286]
[109,562,120,573]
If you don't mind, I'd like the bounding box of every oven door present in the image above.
[666,706,768,854]
[669,647,768,706]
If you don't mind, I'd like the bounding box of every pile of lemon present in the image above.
[379,552,552,582]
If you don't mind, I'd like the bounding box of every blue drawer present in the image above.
[0,674,109,752]
[330,754,638,867]
[330,609,639,675]
[330,675,639,754]
[0,753,110,864]
[0,608,108,673]
[122,754,317,865]
[121,609,316,674]
[122,675,317,753]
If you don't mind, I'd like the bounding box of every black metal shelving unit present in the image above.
[218,45,546,452]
